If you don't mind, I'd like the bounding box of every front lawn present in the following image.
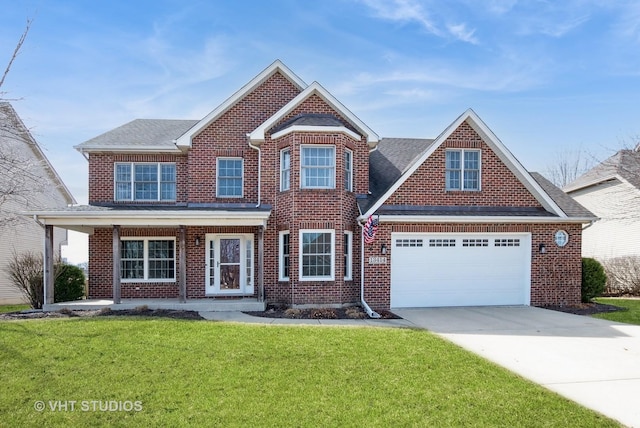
[593,298,640,325]
[0,304,29,313]
[0,318,617,427]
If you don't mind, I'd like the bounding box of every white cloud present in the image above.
[359,0,478,44]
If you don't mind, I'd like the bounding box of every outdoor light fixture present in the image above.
[195,236,201,246]
[539,243,546,254]
[381,243,387,255]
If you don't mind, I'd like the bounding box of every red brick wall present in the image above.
[363,222,582,310]
[386,122,541,208]
[188,72,301,204]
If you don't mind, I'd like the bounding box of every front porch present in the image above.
[43,298,266,312]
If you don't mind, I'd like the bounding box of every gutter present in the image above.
[358,221,381,319]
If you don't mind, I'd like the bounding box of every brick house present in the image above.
[32,60,594,314]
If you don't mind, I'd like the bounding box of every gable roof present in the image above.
[0,102,76,205]
[75,119,198,154]
[564,148,640,192]
[175,60,307,147]
[248,81,379,148]
[360,109,570,220]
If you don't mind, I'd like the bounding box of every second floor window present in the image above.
[301,146,335,189]
[445,149,480,191]
[217,158,243,198]
[115,163,176,201]
[344,149,353,191]
[280,149,290,191]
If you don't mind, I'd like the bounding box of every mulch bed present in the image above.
[245,305,401,320]
[0,302,624,321]
[542,302,625,316]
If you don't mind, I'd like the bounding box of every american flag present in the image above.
[363,215,378,244]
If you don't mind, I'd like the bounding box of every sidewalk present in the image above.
[198,310,413,328]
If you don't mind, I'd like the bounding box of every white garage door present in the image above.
[390,233,531,308]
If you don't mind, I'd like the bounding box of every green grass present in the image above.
[594,298,640,325]
[0,304,30,313]
[0,318,617,427]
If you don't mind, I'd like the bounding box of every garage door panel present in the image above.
[391,233,530,308]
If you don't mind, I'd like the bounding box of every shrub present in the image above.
[310,308,337,319]
[54,263,85,303]
[4,252,85,308]
[581,258,607,302]
[5,251,44,309]
[602,256,640,296]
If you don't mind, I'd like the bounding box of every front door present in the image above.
[205,234,254,295]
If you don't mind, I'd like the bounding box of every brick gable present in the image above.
[385,122,542,208]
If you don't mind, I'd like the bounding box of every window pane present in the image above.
[148,240,175,280]
[464,170,479,190]
[446,151,461,169]
[446,170,460,190]
[301,232,332,278]
[344,150,352,191]
[115,164,131,200]
[217,159,243,197]
[121,240,144,279]
[134,164,158,200]
[301,147,335,189]
[160,164,176,201]
[464,151,479,169]
[281,150,290,191]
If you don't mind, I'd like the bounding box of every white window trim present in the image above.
[121,237,176,283]
[216,157,244,198]
[344,149,353,192]
[299,229,335,281]
[300,145,336,189]
[280,148,291,192]
[445,149,481,191]
[114,162,177,202]
[344,231,353,281]
[279,230,290,281]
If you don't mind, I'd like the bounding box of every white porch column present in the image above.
[44,225,54,305]
[112,225,121,304]
[258,226,264,302]
[179,226,187,302]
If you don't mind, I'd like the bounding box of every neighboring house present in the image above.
[565,147,640,260]
[31,61,593,312]
[0,102,76,304]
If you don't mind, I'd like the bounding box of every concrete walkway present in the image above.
[394,306,640,428]
[198,310,413,328]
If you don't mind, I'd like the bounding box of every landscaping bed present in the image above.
[543,301,626,316]
[245,304,400,319]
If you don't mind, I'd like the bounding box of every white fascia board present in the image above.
[270,125,362,141]
[249,81,379,147]
[174,60,307,147]
[361,109,566,219]
[377,215,594,224]
[33,210,270,228]
[75,145,183,154]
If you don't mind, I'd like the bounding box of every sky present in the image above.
[2,0,640,264]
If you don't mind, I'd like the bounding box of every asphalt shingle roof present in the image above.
[75,119,198,150]
[530,172,595,218]
[566,149,640,191]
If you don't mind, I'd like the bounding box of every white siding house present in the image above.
[565,148,640,260]
[0,103,76,304]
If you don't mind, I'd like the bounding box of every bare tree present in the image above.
[544,147,594,188]
[0,20,53,228]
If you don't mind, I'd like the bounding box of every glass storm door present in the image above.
[205,234,254,295]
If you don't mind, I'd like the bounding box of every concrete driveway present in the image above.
[394,306,640,427]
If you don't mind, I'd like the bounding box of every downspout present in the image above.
[247,135,261,208]
[358,221,381,319]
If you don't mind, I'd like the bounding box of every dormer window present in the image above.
[301,145,335,189]
[445,149,480,191]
